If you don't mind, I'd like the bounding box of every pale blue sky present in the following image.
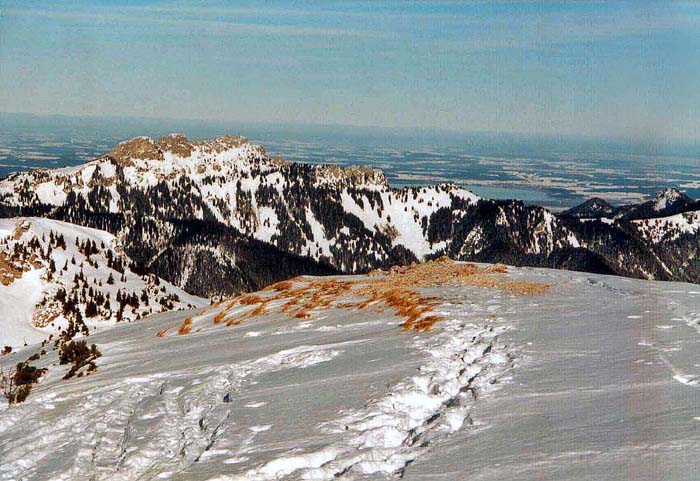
[1,1,699,140]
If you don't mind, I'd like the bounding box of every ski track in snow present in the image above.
[0,345,344,481]
[211,318,513,480]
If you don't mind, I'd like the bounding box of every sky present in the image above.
[1,1,699,141]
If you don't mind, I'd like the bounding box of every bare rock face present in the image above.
[270,155,290,167]
[156,134,193,158]
[195,135,249,154]
[108,137,164,166]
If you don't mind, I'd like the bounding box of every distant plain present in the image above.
[2,113,699,211]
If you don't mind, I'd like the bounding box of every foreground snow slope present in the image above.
[1,261,699,480]
[402,271,700,481]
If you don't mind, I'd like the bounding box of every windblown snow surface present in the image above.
[1,265,700,480]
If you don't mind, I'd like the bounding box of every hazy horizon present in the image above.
[3,110,700,211]
[2,110,699,156]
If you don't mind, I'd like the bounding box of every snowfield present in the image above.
[1,263,700,480]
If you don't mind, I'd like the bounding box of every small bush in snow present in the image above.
[59,340,102,380]
[1,362,46,405]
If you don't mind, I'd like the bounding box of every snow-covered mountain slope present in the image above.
[634,210,700,243]
[2,133,700,293]
[1,260,699,480]
[0,217,206,348]
[561,197,614,218]
[563,189,700,222]
[0,134,479,265]
[0,134,585,296]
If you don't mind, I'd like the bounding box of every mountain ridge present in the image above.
[1,133,699,297]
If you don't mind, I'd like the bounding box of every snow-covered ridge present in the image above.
[0,217,206,347]
[0,134,473,235]
[2,263,700,480]
[2,133,700,294]
[634,210,700,243]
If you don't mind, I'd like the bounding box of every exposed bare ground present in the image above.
[0,252,24,286]
[172,258,549,336]
[12,222,30,241]
[0,222,41,286]
[33,302,62,329]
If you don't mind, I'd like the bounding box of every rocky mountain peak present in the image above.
[315,164,388,188]
[108,136,164,166]
[190,134,251,154]
[563,197,614,218]
[107,133,257,167]
[654,187,690,211]
[155,133,193,158]
[96,134,394,192]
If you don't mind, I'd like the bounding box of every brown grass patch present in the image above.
[464,274,550,295]
[238,294,263,305]
[208,295,273,329]
[340,258,550,332]
[263,280,293,292]
[177,317,193,335]
[213,311,227,325]
[250,301,270,317]
[208,257,549,334]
